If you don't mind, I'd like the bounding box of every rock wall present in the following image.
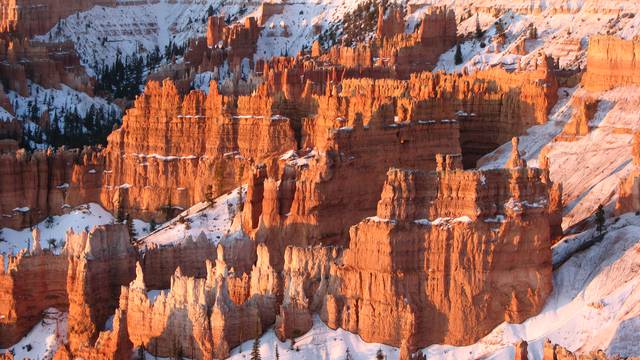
[616,132,640,215]
[1,224,135,351]
[377,6,457,76]
[64,224,136,354]
[0,229,68,347]
[140,233,217,290]
[319,160,554,349]
[101,80,297,221]
[583,36,640,92]
[0,36,94,96]
[122,247,262,360]
[0,0,115,37]
[0,147,104,228]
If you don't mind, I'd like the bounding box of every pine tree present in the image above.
[475,13,483,38]
[205,185,215,205]
[595,204,605,234]
[126,213,137,240]
[250,337,261,360]
[345,347,353,360]
[376,348,385,360]
[454,43,463,65]
[274,344,280,360]
[529,25,538,39]
[495,20,505,36]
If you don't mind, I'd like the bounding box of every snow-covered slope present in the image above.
[0,308,67,359]
[140,187,245,247]
[435,1,640,73]
[0,203,114,257]
[228,315,399,360]
[479,85,640,229]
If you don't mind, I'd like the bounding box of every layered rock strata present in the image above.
[101,80,297,221]
[0,229,68,347]
[0,147,104,228]
[0,36,94,96]
[583,36,640,92]
[0,0,115,36]
[315,157,555,349]
[616,131,640,214]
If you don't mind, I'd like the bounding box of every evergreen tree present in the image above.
[207,4,214,18]
[205,185,215,205]
[475,13,483,38]
[250,337,261,360]
[274,344,280,360]
[454,43,463,65]
[149,219,157,232]
[495,20,505,36]
[376,348,385,360]
[595,204,605,234]
[345,347,353,360]
[529,25,538,39]
[126,213,137,240]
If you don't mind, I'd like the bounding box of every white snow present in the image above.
[0,203,114,260]
[228,316,399,360]
[0,308,67,359]
[140,187,246,247]
[434,0,640,73]
[479,85,640,229]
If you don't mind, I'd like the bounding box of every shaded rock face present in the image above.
[616,131,640,214]
[378,6,457,77]
[65,224,136,354]
[0,147,104,228]
[241,119,461,266]
[317,6,456,77]
[557,96,599,141]
[0,224,135,352]
[319,164,554,349]
[121,248,262,360]
[0,229,68,347]
[376,4,405,40]
[0,0,115,37]
[140,233,217,290]
[0,36,94,96]
[583,36,640,92]
[182,15,262,78]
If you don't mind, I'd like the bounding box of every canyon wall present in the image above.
[0,147,104,228]
[0,36,94,96]
[314,156,555,349]
[583,36,640,92]
[616,132,640,214]
[100,80,297,221]
[0,0,115,37]
[0,229,68,347]
[0,224,135,350]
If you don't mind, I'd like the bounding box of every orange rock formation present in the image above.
[583,36,640,92]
